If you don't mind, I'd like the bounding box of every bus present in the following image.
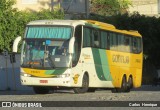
[13,20,143,94]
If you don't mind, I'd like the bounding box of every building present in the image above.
[14,0,159,17]
[13,0,60,11]
[13,0,89,18]
[129,0,158,16]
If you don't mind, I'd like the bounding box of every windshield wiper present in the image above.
[47,55,56,68]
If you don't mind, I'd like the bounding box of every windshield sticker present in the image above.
[46,40,51,45]
[55,58,60,62]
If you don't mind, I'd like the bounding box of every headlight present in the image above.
[21,72,31,77]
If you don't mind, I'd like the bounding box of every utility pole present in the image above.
[4,50,9,90]
[51,0,61,11]
[85,0,90,18]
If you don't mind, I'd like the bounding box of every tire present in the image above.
[73,74,89,94]
[128,76,133,89]
[111,76,127,93]
[111,88,118,93]
[126,77,133,92]
[88,88,96,92]
[33,86,50,94]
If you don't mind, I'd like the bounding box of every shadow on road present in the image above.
[0,90,35,95]
[132,85,160,91]
[0,90,75,95]
[0,85,159,95]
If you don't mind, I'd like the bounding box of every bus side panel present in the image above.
[71,48,96,87]
[73,48,114,88]
[106,50,129,88]
[71,48,142,88]
[131,52,143,88]
[106,50,143,88]
[132,68,142,88]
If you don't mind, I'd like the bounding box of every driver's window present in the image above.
[54,40,69,56]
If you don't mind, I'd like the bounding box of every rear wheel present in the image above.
[112,76,127,93]
[33,86,50,94]
[73,74,89,94]
[126,76,133,92]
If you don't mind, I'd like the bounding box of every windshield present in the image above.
[21,26,72,69]
[21,39,70,69]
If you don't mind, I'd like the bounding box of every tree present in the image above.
[90,0,132,16]
[0,0,64,52]
[0,0,17,52]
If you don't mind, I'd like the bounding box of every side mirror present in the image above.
[13,36,21,53]
[69,37,75,54]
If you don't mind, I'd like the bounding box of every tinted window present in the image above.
[132,37,142,53]
[83,27,91,47]
[117,34,124,51]
[123,36,132,52]
[110,33,118,51]
[101,31,108,49]
[92,30,100,48]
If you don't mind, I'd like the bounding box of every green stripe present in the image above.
[99,49,112,81]
[85,23,100,28]
[45,68,67,75]
[92,48,112,81]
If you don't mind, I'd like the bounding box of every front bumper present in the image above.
[21,76,73,87]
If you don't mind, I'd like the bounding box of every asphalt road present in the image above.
[0,85,159,110]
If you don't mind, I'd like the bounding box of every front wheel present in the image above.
[73,74,89,94]
[88,88,96,92]
[33,86,50,94]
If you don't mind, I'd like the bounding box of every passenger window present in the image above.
[132,37,142,53]
[110,33,118,51]
[101,31,108,49]
[118,34,124,51]
[83,27,91,47]
[92,30,100,48]
[123,36,131,52]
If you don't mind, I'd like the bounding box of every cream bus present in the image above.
[13,20,143,94]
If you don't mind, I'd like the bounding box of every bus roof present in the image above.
[85,20,142,37]
[27,20,141,37]
[27,20,86,27]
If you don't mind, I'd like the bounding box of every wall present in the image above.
[0,54,32,91]
[13,0,89,18]
[129,0,158,16]
[14,0,88,12]
[14,0,52,11]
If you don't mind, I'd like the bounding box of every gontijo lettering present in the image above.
[112,55,129,64]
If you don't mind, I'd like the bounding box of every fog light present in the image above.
[57,74,70,78]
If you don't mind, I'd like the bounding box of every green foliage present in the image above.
[0,0,16,52]
[90,0,131,16]
[0,0,64,52]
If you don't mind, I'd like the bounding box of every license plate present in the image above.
[40,80,48,83]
